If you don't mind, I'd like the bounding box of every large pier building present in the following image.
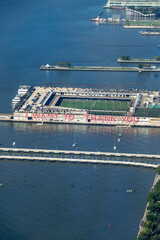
[10,85,160,127]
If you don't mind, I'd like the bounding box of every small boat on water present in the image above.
[113,145,117,150]
[90,16,107,23]
[72,142,77,147]
[36,120,44,126]
[126,189,133,193]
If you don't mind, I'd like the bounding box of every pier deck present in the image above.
[40,65,160,72]
[117,58,160,64]
[0,147,159,168]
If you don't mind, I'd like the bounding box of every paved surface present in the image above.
[0,147,159,168]
[0,147,160,159]
[0,155,158,168]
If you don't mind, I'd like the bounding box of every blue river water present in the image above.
[0,0,159,239]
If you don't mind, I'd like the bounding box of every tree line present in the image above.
[137,166,160,240]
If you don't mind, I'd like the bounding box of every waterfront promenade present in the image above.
[0,147,159,168]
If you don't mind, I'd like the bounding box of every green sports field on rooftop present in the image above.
[59,99,130,111]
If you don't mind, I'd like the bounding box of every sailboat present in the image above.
[72,142,77,147]
[113,138,117,151]
[72,131,77,148]
[113,145,117,151]
[36,120,44,126]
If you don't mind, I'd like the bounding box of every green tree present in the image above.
[154,56,160,61]
[156,166,160,174]
[151,234,160,240]
[120,56,130,60]
[137,229,152,240]
[138,63,151,69]
[147,213,157,222]
[56,62,71,68]
[138,63,144,69]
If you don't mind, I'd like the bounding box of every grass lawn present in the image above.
[135,108,160,117]
[59,99,130,111]
[125,20,160,27]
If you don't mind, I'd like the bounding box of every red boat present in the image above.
[90,11,107,23]
[90,16,107,23]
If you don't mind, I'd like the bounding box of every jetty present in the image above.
[0,147,159,168]
[117,58,160,64]
[40,65,160,72]
[40,65,139,72]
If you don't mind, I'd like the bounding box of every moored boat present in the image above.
[140,31,160,35]
[90,16,107,23]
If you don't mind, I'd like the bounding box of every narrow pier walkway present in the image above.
[0,147,159,168]
[40,65,160,72]
[0,155,158,168]
[0,147,160,160]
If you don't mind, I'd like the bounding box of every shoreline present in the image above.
[137,173,160,237]
[1,117,160,128]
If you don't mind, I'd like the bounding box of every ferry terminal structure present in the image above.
[5,85,160,128]
[103,0,160,9]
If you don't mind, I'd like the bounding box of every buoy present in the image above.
[109,225,111,228]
